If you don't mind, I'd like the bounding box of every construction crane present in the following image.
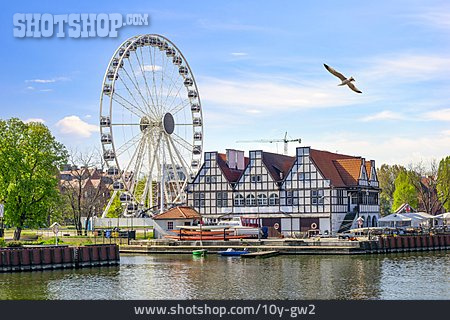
[236,132,301,155]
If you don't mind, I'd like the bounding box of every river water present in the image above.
[0,252,448,300]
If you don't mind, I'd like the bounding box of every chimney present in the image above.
[226,149,237,169]
[236,150,245,170]
[226,149,245,170]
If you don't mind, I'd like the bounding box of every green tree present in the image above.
[105,193,122,218]
[0,118,67,240]
[377,164,405,215]
[392,171,418,211]
[437,156,450,212]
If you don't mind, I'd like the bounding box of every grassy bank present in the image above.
[0,227,154,247]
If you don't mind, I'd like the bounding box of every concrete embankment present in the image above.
[120,234,450,255]
[0,244,119,272]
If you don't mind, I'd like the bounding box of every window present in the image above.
[167,221,174,230]
[286,190,298,206]
[251,175,262,183]
[222,192,228,207]
[234,194,244,207]
[311,189,324,205]
[257,194,268,206]
[217,192,228,207]
[337,189,344,205]
[351,193,358,204]
[269,193,279,205]
[246,194,256,206]
[299,173,304,180]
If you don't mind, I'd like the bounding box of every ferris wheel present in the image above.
[99,34,203,217]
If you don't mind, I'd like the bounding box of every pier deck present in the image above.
[120,234,450,255]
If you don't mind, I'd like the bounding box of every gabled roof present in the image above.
[153,206,201,220]
[217,153,249,183]
[310,149,358,187]
[333,158,362,186]
[262,152,296,182]
[309,149,370,187]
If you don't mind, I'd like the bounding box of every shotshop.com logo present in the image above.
[13,13,149,38]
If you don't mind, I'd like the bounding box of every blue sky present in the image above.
[1,0,449,166]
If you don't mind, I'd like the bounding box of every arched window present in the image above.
[257,194,268,206]
[234,194,244,207]
[269,193,279,205]
[372,216,377,228]
[246,194,256,206]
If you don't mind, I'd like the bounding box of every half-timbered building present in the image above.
[186,147,380,236]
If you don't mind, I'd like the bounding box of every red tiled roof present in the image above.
[153,206,201,220]
[309,149,363,187]
[262,152,296,182]
[333,158,362,186]
[217,153,249,183]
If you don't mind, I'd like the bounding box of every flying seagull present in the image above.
[324,64,362,93]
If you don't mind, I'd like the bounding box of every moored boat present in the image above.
[217,248,249,256]
[192,249,207,256]
[166,234,253,241]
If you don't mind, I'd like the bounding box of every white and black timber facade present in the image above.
[186,147,380,236]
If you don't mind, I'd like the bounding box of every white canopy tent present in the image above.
[434,212,450,226]
[378,214,412,228]
[378,212,435,228]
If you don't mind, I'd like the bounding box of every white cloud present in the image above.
[197,19,272,32]
[199,76,370,112]
[362,54,450,81]
[310,132,450,166]
[85,114,92,119]
[231,52,248,56]
[26,86,35,90]
[422,108,450,121]
[25,77,70,83]
[56,116,98,138]
[360,110,403,122]
[143,65,162,72]
[24,118,45,124]
[246,109,261,114]
[39,89,53,92]
[410,8,450,30]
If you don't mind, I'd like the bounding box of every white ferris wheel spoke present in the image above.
[163,134,183,201]
[116,77,149,117]
[160,60,179,108]
[167,135,191,179]
[120,65,157,120]
[134,49,158,117]
[114,131,143,157]
[148,45,161,117]
[171,99,192,115]
[113,92,146,118]
[172,132,194,149]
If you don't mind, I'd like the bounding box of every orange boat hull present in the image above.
[165,234,253,241]
[171,230,233,236]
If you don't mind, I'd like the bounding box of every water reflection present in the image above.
[0,252,448,300]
